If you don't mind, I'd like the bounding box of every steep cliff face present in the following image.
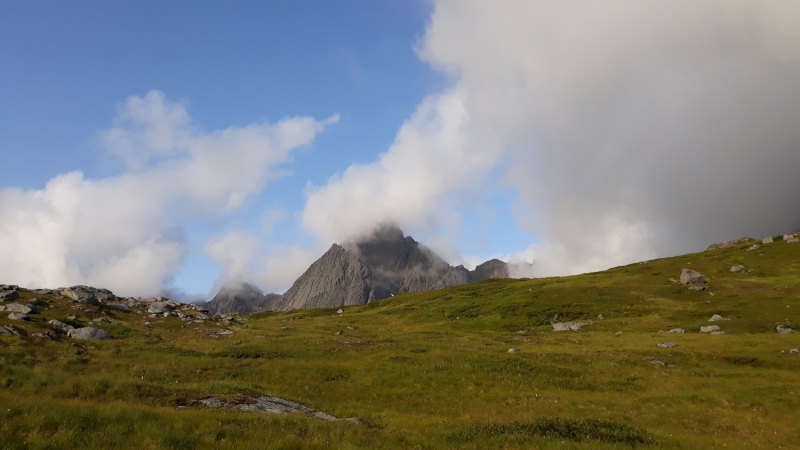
[206,281,279,315]
[272,225,510,311]
[270,244,375,311]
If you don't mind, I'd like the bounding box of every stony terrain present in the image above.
[0,233,799,449]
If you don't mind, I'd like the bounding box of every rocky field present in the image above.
[0,235,799,449]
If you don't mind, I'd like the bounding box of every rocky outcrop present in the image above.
[67,327,111,340]
[706,237,751,250]
[206,281,280,315]
[272,225,510,311]
[680,269,706,285]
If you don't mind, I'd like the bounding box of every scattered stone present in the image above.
[8,312,29,321]
[26,298,41,304]
[0,325,18,335]
[67,327,111,340]
[163,312,178,318]
[208,334,220,338]
[0,285,19,291]
[194,395,351,422]
[707,237,751,250]
[783,234,795,241]
[337,340,367,345]
[597,314,605,320]
[746,244,760,251]
[552,322,590,331]
[790,349,799,354]
[0,303,40,314]
[659,328,685,334]
[32,331,57,339]
[688,285,709,291]
[85,309,97,314]
[507,348,519,353]
[148,302,172,314]
[336,309,344,314]
[614,331,623,335]
[788,238,799,244]
[762,236,774,244]
[148,314,157,318]
[347,326,355,330]
[680,269,706,285]
[776,325,794,334]
[700,325,720,333]
[144,321,154,325]
[0,290,20,302]
[649,360,666,366]
[710,331,726,335]
[217,330,233,335]
[107,303,130,312]
[657,343,675,348]
[709,292,716,297]
[71,305,85,311]
[94,317,110,323]
[709,314,730,322]
[730,265,745,272]
[334,331,343,335]
[66,315,77,321]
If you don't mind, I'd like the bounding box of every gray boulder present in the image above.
[680,269,706,285]
[707,237,751,250]
[61,288,98,305]
[0,290,20,302]
[32,331,57,339]
[688,285,709,291]
[67,327,111,340]
[49,319,76,334]
[746,244,760,251]
[730,265,744,272]
[0,303,40,314]
[700,325,720,333]
[657,343,676,348]
[708,314,730,322]
[8,312,29,321]
[107,303,130,312]
[659,328,685,333]
[762,236,774,244]
[0,325,18,335]
[148,302,172,314]
[552,322,589,331]
[788,238,799,244]
[777,325,794,334]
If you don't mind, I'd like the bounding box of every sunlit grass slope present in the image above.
[1,237,799,449]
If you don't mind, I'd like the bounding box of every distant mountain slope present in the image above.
[206,281,279,315]
[271,225,508,311]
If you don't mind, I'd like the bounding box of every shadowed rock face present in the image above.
[206,281,279,315]
[272,225,509,311]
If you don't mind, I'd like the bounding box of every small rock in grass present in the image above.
[67,327,110,340]
[32,331,57,339]
[790,349,799,354]
[657,343,675,348]
[710,331,726,335]
[700,325,720,333]
[597,314,604,319]
[218,330,233,335]
[708,314,730,322]
[8,312,29,321]
[507,348,519,353]
[746,244,760,251]
[762,236,774,244]
[783,234,795,241]
[336,309,344,314]
[614,331,622,335]
[552,322,589,331]
[0,303,40,314]
[788,238,799,244]
[776,325,794,334]
[144,321,154,325]
[0,325,18,335]
[334,331,342,335]
[649,360,666,366]
[730,265,745,272]
[688,285,709,291]
[659,328,684,334]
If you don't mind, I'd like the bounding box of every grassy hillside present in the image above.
[1,237,799,449]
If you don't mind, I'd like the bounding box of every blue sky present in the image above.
[0,0,532,297]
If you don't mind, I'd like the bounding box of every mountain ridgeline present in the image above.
[205,282,280,315]
[213,226,509,313]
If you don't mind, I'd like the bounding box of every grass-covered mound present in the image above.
[1,236,799,449]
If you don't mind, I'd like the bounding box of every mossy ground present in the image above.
[1,238,799,449]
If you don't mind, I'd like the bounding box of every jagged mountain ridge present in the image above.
[270,226,508,311]
[205,281,280,315]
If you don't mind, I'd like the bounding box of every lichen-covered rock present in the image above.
[0,303,40,314]
[61,288,99,305]
[67,327,110,340]
[700,325,720,333]
[0,325,18,335]
[8,312,29,321]
[708,314,730,322]
[680,269,706,285]
[552,322,589,331]
[776,325,794,334]
[49,320,76,334]
[0,290,20,302]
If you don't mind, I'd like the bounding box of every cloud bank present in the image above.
[303,0,800,276]
[0,91,333,297]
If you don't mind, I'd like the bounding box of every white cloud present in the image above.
[0,91,333,297]
[301,0,800,276]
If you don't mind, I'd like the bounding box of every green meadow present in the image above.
[1,237,798,449]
